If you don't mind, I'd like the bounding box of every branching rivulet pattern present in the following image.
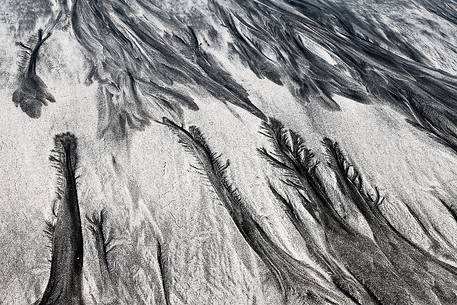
[258,117,457,305]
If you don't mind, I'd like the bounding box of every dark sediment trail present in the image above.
[13,29,55,118]
[37,133,84,305]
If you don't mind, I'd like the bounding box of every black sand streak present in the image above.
[13,29,55,118]
[86,210,120,305]
[37,133,83,305]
